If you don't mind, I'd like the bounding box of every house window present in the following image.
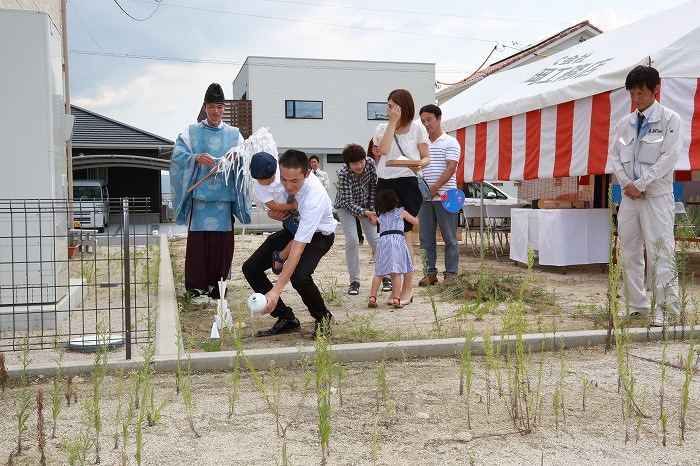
[367,102,388,120]
[326,154,343,164]
[285,100,323,119]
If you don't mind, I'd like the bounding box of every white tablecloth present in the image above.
[510,209,611,266]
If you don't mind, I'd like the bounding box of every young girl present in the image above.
[368,189,419,309]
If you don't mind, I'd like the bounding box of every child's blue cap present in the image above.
[250,152,277,179]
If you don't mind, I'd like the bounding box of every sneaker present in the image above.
[616,307,645,319]
[650,313,666,327]
[381,276,392,293]
[348,281,360,295]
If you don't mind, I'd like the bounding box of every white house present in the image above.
[231,56,435,200]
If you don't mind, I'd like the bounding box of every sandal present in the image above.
[272,250,286,275]
[392,297,403,309]
[368,295,378,308]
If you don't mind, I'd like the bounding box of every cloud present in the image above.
[72,61,234,139]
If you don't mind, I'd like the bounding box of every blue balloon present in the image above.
[441,189,465,213]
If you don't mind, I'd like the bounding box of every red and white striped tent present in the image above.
[440,0,700,184]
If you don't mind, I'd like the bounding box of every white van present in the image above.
[73,180,109,232]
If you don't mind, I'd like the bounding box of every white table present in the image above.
[510,208,611,266]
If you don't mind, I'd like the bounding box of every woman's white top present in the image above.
[373,120,429,179]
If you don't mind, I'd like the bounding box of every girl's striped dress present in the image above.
[374,207,413,276]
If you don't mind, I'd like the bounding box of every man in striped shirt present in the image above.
[418,104,461,286]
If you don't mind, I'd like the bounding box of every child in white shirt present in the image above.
[250,151,298,274]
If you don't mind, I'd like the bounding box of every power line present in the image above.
[134,0,591,27]
[112,0,162,22]
[68,49,486,74]
[68,0,106,52]
[68,50,439,70]
[125,0,515,45]
[255,0,586,26]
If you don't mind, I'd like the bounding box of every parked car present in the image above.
[462,181,522,205]
[73,179,110,232]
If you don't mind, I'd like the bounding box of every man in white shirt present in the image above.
[610,65,682,326]
[309,155,330,190]
[418,104,461,286]
[242,149,338,338]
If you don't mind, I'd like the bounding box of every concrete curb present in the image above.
[154,234,181,356]
[7,325,695,378]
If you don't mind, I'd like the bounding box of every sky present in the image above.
[66,0,690,141]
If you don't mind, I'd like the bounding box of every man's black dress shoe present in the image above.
[256,317,301,337]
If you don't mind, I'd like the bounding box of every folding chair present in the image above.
[462,204,484,256]
[485,204,514,259]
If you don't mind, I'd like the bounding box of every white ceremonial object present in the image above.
[210,322,220,339]
[217,127,278,194]
[247,293,269,318]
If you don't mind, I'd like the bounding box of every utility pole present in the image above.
[61,0,73,201]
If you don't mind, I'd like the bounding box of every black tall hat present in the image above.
[204,83,225,104]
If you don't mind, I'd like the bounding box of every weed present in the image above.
[319,276,342,307]
[113,367,126,450]
[343,313,381,342]
[457,301,493,321]
[439,269,557,311]
[181,348,200,437]
[140,323,169,427]
[420,251,443,334]
[50,348,65,439]
[0,352,7,392]
[376,357,395,424]
[501,247,539,434]
[459,330,476,429]
[482,332,494,414]
[334,364,347,407]
[553,338,566,435]
[36,389,46,466]
[60,426,94,466]
[135,382,147,466]
[371,415,380,465]
[14,334,32,456]
[227,316,243,420]
[680,326,696,442]
[121,370,139,464]
[314,319,334,463]
[233,339,312,464]
[660,311,670,446]
[175,302,185,395]
[65,375,78,407]
[85,323,109,463]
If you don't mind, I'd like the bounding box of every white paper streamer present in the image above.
[212,279,232,337]
[215,127,278,202]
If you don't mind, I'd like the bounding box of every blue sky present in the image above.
[66,0,689,140]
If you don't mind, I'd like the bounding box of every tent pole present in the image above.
[479,182,485,251]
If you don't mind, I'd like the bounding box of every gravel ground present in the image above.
[0,341,698,465]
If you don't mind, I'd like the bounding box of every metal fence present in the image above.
[0,198,157,357]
